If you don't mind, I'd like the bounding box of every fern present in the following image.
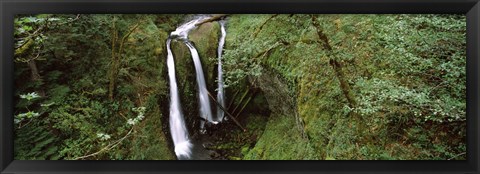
[15,124,62,160]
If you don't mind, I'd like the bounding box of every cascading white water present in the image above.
[171,16,209,40]
[166,16,230,159]
[166,39,192,159]
[216,20,227,122]
[185,41,215,129]
[170,15,215,131]
[166,16,218,159]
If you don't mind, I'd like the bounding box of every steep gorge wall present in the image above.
[224,14,466,160]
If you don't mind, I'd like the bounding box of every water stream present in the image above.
[185,41,215,129]
[166,38,192,159]
[216,20,227,122]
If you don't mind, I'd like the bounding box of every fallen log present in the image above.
[234,90,257,119]
[231,88,249,115]
[226,90,240,110]
[195,14,229,26]
[207,91,247,132]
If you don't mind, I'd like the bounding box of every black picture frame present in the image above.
[1,0,479,173]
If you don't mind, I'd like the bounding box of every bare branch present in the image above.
[207,91,247,132]
[73,127,134,160]
[252,14,279,38]
[447,152,466,160]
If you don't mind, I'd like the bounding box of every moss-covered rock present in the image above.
[189,22,220,93]
[243,114,317,160]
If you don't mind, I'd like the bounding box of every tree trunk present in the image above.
[15,38,46,97]
[329,59,357,108]
[310,15,357,109]
[108,19,141,101]
[27,60,45,97]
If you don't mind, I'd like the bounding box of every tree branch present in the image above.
[447,152,466,160]
[310,15,357,109]
[233,90,256,119]
[119,22,142,55]
[109,20,141,100]
[252,14,279,38]
[73,127,134,160]
[207,91,247,132]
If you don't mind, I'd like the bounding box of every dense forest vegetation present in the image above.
[14,14,466,160]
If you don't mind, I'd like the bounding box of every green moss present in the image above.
[190,21,220,90]
[128,96,175,160]
[225,14,466,160]
[243,114,317,160]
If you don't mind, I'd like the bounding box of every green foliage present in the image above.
[222,15,272,87]
[20,92,41,101]
[225,14,466,160]
[127,107,146,126]
[15,92,42,125]
[14,14,175,160]
[14,118,61,160]
[14,92,57,159]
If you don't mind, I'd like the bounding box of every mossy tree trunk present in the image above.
[310,15,357,109]
[108,17,141,100]
[15,38,46,97]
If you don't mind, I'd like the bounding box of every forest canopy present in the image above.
[13,14,466,160]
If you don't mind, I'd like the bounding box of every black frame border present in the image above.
[1,0,479,174]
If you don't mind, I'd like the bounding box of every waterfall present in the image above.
[166,16,217,159]
[216,20,227,122]
[166,16,208,159]
[170,15,215,131]
[170,16,208,40]
[166,39,192,159]
[170,16,208,41]
[185,41,215,129]
[165,15,233,159]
